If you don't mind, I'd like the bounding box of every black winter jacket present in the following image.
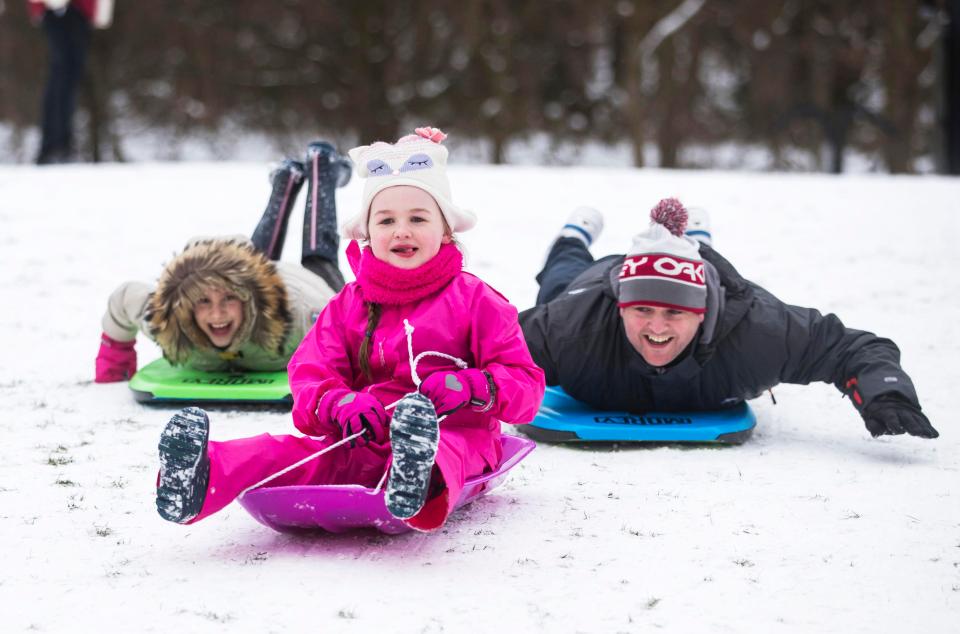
[519,245,920,414]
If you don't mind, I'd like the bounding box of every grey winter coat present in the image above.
[102,262,335,372]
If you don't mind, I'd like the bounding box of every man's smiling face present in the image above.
[619,304,704,367]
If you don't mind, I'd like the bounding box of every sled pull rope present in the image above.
[238,430,365,497]
[371,466,390,495]
[403,318,468,388]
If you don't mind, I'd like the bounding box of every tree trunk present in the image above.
[942,0,960,174]
[491,134,506,164]
[656,42,679,168]
[623,38,646,168]
[82,69,103,163]
[880,1,918,174]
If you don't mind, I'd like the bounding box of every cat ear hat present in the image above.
[341,126,477,240]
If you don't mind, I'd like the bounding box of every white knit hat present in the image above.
[340,127,477,240]
[618,198,707,313]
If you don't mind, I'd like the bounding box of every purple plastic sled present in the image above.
[237,434,536,535]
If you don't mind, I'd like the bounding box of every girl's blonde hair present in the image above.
[145,239,291,364]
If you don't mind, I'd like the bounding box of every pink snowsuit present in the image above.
[189,266,545,531]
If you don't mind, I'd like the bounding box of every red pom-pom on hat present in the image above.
[650,197,688,237]
[621,197,705,312]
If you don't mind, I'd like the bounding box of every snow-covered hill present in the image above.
[1,162,957,633]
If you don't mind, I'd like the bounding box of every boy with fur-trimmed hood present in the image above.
[95,141,350,380]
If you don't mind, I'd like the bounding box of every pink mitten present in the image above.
[95,333,137,383]
[420,369,494,416]
[318,389,388,447]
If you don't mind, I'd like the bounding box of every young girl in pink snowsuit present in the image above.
[156,127,546,531]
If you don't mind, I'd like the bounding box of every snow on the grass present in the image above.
[1,162,958,633]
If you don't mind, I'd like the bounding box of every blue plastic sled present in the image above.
[129,358,292,405]
[520,386,756,444]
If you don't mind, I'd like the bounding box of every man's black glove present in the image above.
[861,393,938,439]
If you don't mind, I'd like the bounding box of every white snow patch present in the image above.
[1,162,958,632]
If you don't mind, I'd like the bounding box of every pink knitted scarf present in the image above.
[346,240,463,305]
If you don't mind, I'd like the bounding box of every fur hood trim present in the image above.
[145,239,292,364]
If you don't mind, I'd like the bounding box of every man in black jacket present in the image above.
[518,199,937,439]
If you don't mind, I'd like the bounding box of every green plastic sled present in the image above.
[129,358,292,404]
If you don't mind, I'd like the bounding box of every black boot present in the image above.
[385,393,440,520]
[157,407,211,524]
[251,159,306,260]
[302,141,352,291]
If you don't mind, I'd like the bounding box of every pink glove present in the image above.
[419,369,494,416]
[318,389,388,447]
[95,333,137,383]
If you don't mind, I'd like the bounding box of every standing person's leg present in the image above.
[38,7,90,164]
[301,141,352,292]
[250,159,306,259]
[61,6,90,160]
[535,207,604,305]
[38,10,70,163]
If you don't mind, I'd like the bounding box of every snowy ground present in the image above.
[1,161,958,633]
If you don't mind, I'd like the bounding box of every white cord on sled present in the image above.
[404,319,469,387]
[237,430,364,497]
[240,318,469,497]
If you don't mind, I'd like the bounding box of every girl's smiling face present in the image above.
[193,286,244,348]
[367,186,451,269]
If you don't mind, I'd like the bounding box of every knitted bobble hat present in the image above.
[340,126,477,240]
[618,197,707,313]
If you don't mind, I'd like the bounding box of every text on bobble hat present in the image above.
[620,255,706,286]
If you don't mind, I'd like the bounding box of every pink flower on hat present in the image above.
[415,126,447,143]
